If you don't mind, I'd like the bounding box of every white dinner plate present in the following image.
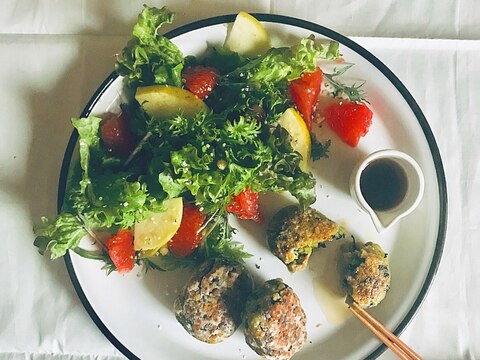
[60,14,447,360]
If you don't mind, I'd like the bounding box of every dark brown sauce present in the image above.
[360,159,408,211]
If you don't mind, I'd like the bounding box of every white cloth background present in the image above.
[1,1,479,359]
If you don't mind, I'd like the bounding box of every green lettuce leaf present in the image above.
[290,35,340,74]
[132,6,174,46]
[223,35,340,84]
[203,46,248,74]
[115,5,184,88]
[71,116,102,193]
[33,214,87,259]
[158,170,185,198]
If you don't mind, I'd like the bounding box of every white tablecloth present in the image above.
[1,1,478,359]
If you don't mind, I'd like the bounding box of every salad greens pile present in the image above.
[34,5,342,272]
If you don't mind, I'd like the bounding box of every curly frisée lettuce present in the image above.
[142,111,316,214]
[33,6,358,274]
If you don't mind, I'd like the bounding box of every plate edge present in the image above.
[58,13,448,360]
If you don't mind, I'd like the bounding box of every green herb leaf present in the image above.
[324,64,367,102]
[199,213,252,262]
[311,136,331,161]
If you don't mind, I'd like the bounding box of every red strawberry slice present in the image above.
[182,66,219,99]
[101,112,135,158]
[288,67,323,130]
[168,204,206,257]
[105,229,135,274]
[226,186,263,223]
[324,101,373,147]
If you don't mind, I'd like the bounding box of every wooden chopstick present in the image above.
[349,302,423,360]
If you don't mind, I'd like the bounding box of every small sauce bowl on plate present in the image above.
[350,149,425,233]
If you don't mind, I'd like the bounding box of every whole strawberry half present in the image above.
[101,112,135,158]
[105,229,135,274]
[324,101,373,147]
[288,66,323,131]
[226,186,263,223]
[168,204,206,257]
[182,65,219,99]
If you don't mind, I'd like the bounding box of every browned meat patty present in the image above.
[340,241,390,308]
[174,258,253,343]
[243,279,307,360]
[267,205,345,272]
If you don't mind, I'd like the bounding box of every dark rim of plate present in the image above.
[61,13,448,360]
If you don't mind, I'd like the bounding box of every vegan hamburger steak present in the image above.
[340,241,391,308]
[243,279,307,359]
[267,205,345,272]
[174,258,253,343]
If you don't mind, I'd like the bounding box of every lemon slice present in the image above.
[278,108,311,171]
[134,197,183,252]
[135,85,208,119]
[224,12,271,56]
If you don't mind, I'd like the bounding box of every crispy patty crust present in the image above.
[267,205,344,272]
[340,241,390,308]
[243,279,307,360]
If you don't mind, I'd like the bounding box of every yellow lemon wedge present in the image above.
[134,197,183,253]
[135,85,208,119]
[278,108,311,171]
[224,12,271,56]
